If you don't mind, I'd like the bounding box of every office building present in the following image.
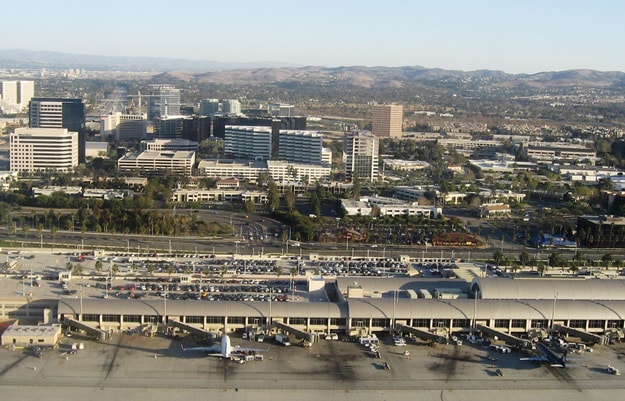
[140,138,198,152]
[100,112,147,141]
[224,125,272,161]
[0,80,34,113]
[147,84,181,120]
[372,104,403,138]
[117,150,195,176]
[221,99,241,115]
[212,116,306,139]
[9,127,78,173]
[278,130,323,164]
[199,99,220,116]
[268,103,295,117]
[344,131,379,182]
[29,97,86,163]
[154,115,211,142]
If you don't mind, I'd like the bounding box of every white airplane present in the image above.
[181,335,267,359]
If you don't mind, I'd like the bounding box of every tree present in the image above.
[94,260,103,273]
[309,192,321,217]
[493,250,505,266]
[267,182,280,212]
[73,264,83,278]
[147,263,155,276]
[245,199,256,214]
[573,251,585,269]
[602,253,613,270]
[548,252,563,269]
[351,174,362,199]
[274,265,283,279]
[111,264,119,277]
[285,190,296,212]
[65,262,73,272]
[166,264,175,277]
[519,251,531,269]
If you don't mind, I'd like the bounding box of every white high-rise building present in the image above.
[10,127,78,173]
[100,112,147,140]
[278,130,323,164]
[224,125,271,160]
[222,99,241,115]
[17,80,35,109]
[344,131,379,182]
[147,84,181,120]
[0,80,33,113]
[0,81,18,105]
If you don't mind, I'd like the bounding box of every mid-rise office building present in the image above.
[222,99,241,115]
[100,112,147,141]
[154,115,211,142]
[344,131,379,182]
[147,84,181,120]
[224,125,272,161]
[372,104,403,138]
[29,97,86,163]
[199,99,220,116]
[117,150,195,176]
[140,138,198,152]
[268,103,295,117]
[212,116,306,139]
[9,127,78,173]
[278,130,323,164]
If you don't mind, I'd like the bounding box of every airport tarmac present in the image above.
[1,331,624,401]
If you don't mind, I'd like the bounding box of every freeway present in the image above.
[1,225,624,266]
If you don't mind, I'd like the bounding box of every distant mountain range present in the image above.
[0,49,297,71]
[2,49,625,91]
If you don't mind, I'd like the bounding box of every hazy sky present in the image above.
[3,0,624,74]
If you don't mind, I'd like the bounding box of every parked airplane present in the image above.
[520,342,568,368]
[181,334,267,359]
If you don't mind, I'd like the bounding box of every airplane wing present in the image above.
[231,345,269,354]
[181,344,221,353]
[520,356,547,362]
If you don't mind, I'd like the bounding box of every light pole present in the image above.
[80,284,83,320]
[127,240,130,253]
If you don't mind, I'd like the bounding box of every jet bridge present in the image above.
[397,324,448,344]
[553,325,608,346]
[476,324,531,349]
[271,321,316,343]
[167,319,217,342]
[63,318,109,342]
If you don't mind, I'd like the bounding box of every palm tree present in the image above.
[602,253,613,270]
[493,250,505,266]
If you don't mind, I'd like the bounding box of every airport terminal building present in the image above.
[48,277,625,340]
